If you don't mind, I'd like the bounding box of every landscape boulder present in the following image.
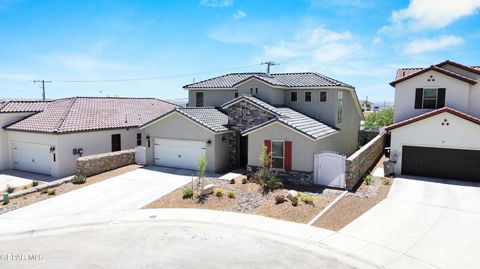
[286,190,298,203]
[201,184,215,195]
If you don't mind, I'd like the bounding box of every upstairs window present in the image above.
[305,92,312,102]
[320,91,327,102]
[414,88,446,109]
[195,92,204,107]
[234,91,239,98]
[255,87,259,95]
[337,91,343,124]
[290,91,298,102]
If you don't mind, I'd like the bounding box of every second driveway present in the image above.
[0,166,196,234]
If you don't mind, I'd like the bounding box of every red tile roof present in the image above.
[385,107,480,131]
[0,100,51,113]
[390,65,477,87]
[5,97,177,133]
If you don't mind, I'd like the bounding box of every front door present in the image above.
[111,134,121,152]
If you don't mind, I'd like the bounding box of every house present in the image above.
[140,72,363,184]
[0,97,176,177]
[386,60,480,181]
[360,99,374,112]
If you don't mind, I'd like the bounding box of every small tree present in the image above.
[256,145,281,192]
[194,153,207,197]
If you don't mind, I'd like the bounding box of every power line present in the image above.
[55,63,263,83]
[33,80,51,100]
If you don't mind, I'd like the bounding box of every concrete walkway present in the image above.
[0,166,194,233]
[0,170,60,192]
[338,176,480,269]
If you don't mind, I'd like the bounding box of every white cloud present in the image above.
[233,10,247,20]
[403,35,464,55]
[382,0,480,32]
[200,0,233,8]
[35,53,127,71]
[372,37,382,45]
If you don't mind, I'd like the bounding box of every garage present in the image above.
[11,142,52,175]
[153,138,206,170]
[402,146,480,181]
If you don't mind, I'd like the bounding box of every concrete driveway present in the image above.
[334,176,480,269]
[0,166,196,234]
[0,170,60,192]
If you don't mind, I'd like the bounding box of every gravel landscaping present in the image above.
[0,164,142,215]
[312,157,393,231]
[144,175,343,224]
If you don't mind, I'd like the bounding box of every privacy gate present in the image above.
[314,151,346,188]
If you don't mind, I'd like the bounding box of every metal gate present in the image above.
[314,151,346,188]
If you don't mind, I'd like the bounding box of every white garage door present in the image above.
[154,138,206,170]
[11,142,52,175]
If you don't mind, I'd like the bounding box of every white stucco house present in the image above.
[0,97,176,178]
[386,60,480,181]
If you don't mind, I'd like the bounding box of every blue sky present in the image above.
[1,0,479,103]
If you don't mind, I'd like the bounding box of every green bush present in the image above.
[214,188,224,197]
[382,177,393,186]
[274,195,286,204]
[364,175,373,186]
[365,108,394,127]
[32,180,39,187]
[72,174,86,185]
[47,189,56,195]
[6,185,15,194]
[41,188,48,194]
[227,191,235,199]
[301,195,315,205]
[182,188,193,199]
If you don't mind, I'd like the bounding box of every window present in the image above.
[337,91,343,124]
[111,134,121,152]
[195,92,204,107]
[234,91,239,98]
[271,141,284,170]
[136,133,142,146]
[290,91,298,102]
[255,87,259,95]
[320,91,327,102]
[250,88,253,94]
[305,91,312,102]
[422,88,438,109]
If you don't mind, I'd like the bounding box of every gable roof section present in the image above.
[5,97,177,133]
[390,65,477,87]
[184,72,354,89]
[385,107,480,131]
[221,94,282,116]
[0,100,50,113]
[436,60,480,76]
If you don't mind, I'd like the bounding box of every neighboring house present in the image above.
[0,97,176,177]
[141,72,363,184]
[360,99,374,112]
[386,60,480,181]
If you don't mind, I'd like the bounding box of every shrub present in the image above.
[382,177,393,186]
[72,174,87,185]
[364,175,373,186]
[6,185,15,194]
[227,191,235,199]
[214,188,224,197]
[274,195,286,204]
[23,186,28,190]
[41,188,48,194]
[32,180,39,187]
[301,195,315,205]
[182,188,193,199]
[47,189,56,195]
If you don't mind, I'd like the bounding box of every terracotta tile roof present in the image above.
[385,107,480,131]
[184,72,354,89]
[390,65,477,87]
[5,97,177,133]
[0,100,51,113]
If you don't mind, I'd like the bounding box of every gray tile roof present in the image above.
[184,72,354,89]
[176,107,229,133]
[0,100,51,113]
[221,94,281,115]
[5,97,177,133]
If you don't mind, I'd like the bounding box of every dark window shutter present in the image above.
[437,88,446,108]
[414,88,423,109]
[264,140,271,168]
[284,141,292,171]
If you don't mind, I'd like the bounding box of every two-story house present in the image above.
[140,72,363,185]
[386,60,480,181]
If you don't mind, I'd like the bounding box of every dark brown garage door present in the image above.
[402,146,480,182]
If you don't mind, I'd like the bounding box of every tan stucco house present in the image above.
[386,60,480,181]
[0,97,176,177]
[141,72,363,184]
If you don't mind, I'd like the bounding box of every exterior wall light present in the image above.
[146,135,151,148]
[206,139,212,146]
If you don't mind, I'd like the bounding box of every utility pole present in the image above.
[261,61,279,74]
[33,80,51,101]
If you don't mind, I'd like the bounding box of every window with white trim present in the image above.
[422,88,438,109]
[271,141,284,169]
[305,91,312,102]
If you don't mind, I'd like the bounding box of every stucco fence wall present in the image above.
[345,132,385,190]
[76,149,135,177]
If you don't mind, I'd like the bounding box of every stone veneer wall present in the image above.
[223,100,276,169]
[345,132,385,190]
[76,149,135,177]
[247,165,313,185]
